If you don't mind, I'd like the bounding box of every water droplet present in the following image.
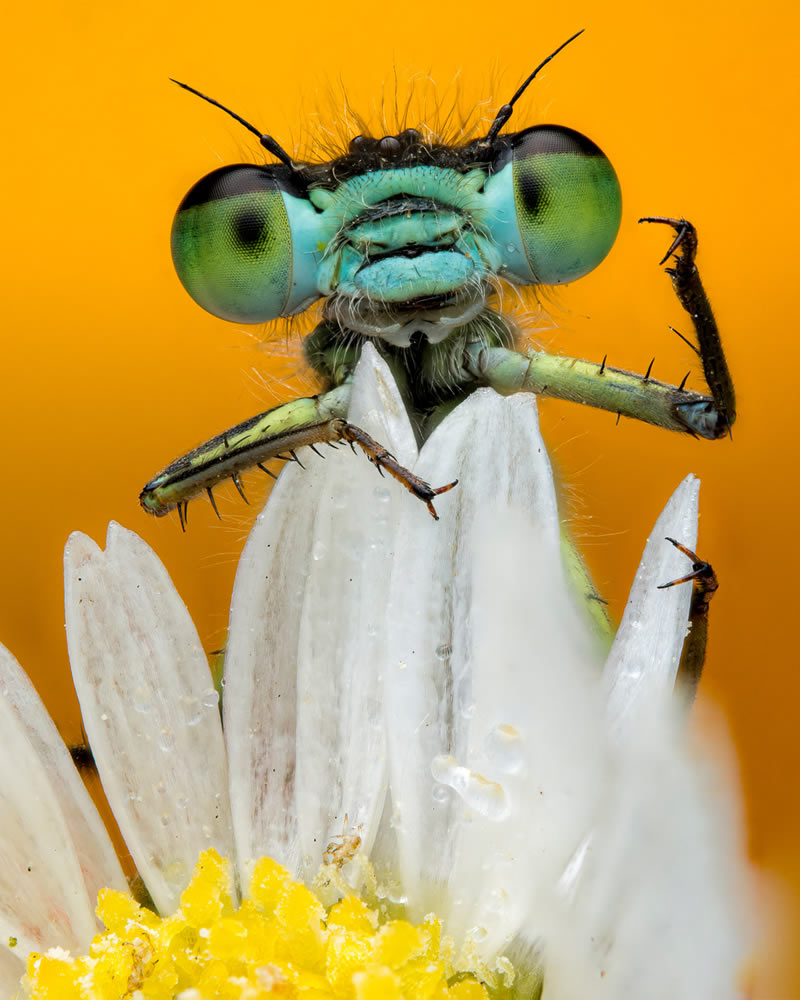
[100,713,108,722]
[431,754,510,820]
[485,886,509,915]
[435,643,452,660]
[183,697,203,726]
[164,860,187,887]
[132,686,152,714]
[431,784,449,803]
[374,487,391,503]
[159,812,170,827]
[155,780,166,796]
[366,623,378,637]
[312,541,327,561]
[201,688,220,709]
[469,925,488,942]
[176,795,188,810]
[158,727,175,752]
[506,242,517,254]
[484,724,524,773]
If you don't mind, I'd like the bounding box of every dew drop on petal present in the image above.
[484,886,510,915]
[159,727,176,752]
[430,754,510,820]
[312,541,327,562]
[390,804,404,831]
[431,784,449,803]
[384,886,408,905]
[133,686,153,713]
[435,643,452,660]
[164,860,188,887]
[484,724,524,774]
[374,486,391,503]
[183,697,203,726]
[201,687,220,709]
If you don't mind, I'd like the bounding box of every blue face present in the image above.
[171,125,621,346]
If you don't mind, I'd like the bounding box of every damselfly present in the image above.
[140,32,734,692]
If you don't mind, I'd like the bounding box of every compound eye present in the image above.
[171,165,295,323]
[510,126,621,284]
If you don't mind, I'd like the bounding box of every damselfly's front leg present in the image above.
[466,218,735,439]
[139,383,456,527]
[639,216,736,433]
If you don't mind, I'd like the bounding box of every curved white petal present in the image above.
[528,478,747,999]
[540,708,747,1000]
[225,345,415,883]
[604,475,700,729]
[0,651,97,956]
[0,646,125,908]
[65,523,235,914]
[383,389,606,951]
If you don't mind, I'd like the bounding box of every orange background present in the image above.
[3,2,797,993]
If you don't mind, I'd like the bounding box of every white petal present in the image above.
[604,475,699,729]
[0,646,126,907]
[541,709,748,1000]
[0,944,25,996]
[383,389,605,949]
[65,523,235,914]
[0,649,97,956]
[225,344,414,883]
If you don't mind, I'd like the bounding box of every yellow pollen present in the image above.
[23,849,495,999]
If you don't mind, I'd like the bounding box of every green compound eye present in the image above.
[171,165,300,323]
[507,125,622,285]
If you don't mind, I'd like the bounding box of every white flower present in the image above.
[0,346,748,998]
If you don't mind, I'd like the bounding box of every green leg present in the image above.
[465,217,735,440]
[140,382,456,526]
[140,385,351,523]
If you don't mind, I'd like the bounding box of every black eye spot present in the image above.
[517,169,549,218]
[234,210,266,246]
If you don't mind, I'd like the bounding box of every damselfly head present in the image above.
[170,32,621,346]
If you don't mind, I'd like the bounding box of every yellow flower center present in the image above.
[24,850,503,999]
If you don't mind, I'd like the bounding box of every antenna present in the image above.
[170,78,294,169]
[484,29,585,143]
